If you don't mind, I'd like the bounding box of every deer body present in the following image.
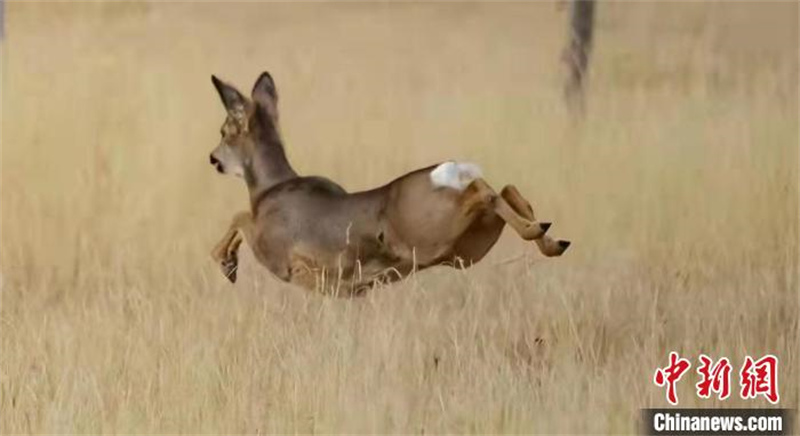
[209,72,570,296]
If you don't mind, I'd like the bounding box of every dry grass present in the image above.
[1,2,798,434]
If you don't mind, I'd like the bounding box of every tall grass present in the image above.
[1,2,797,433]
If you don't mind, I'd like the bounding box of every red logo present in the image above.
[654,353,779,405]
[739,354,779,404]
[695,354,732,400]
[654,352,692,405]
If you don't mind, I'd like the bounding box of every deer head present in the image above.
[209,72,295,199]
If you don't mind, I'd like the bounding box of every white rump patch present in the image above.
[430,161,483,191]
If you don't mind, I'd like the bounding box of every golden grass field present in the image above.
[1,2,798,434]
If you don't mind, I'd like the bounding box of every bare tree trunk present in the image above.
[563,0,596,115]
[0,0,5,40]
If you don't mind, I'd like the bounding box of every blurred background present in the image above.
[1,2,797,433]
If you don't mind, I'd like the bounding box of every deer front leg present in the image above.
[500,185,571,256]
[462,179,551,240]
[210,211,253,283]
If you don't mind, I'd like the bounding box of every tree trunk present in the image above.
[563,0,596,115]
[0,0,5,40]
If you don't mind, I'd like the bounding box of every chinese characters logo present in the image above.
[654,352,778,405]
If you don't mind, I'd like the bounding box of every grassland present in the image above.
[1,2,797,434]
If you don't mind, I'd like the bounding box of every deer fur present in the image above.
[209,72,570,296]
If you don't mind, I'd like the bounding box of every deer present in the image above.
[208,72,570,296]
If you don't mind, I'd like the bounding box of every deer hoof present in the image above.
[553,240,571,256]
[539,239,571,257]
[521,222,551,240]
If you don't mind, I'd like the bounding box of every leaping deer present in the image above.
[209,72,570,296]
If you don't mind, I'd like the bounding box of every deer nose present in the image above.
[209,154,224,173]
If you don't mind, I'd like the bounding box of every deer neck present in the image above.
[245,137,297,209]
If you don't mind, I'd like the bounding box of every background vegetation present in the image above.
[1,2,797,433]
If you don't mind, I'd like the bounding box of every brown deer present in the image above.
[209,72,570,296]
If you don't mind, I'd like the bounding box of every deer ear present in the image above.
[251,71,278,117]
[212,75,247,124]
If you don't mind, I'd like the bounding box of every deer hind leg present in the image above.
[448,179,550,266]
[462,178,551,241]
[500,185,571,257]
[451,211,505,266]
[210,211,253,283]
